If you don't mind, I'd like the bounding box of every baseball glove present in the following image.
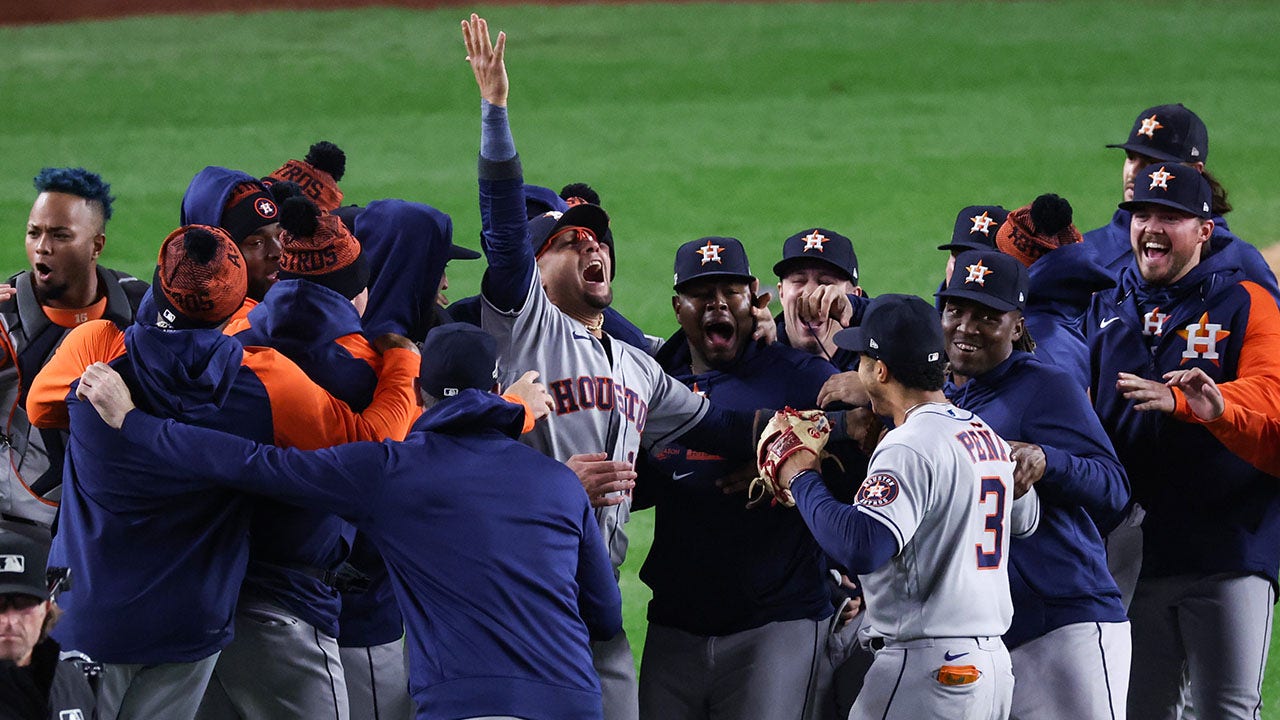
[749,407,832,507]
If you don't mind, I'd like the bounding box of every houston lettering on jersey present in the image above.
[549,376,650,433]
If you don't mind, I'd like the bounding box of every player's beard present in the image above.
[585,288,613,310]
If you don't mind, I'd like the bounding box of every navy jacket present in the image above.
[233,279,384,642]
[49,320,263,663]
[1024,243,1115,390]
[1084,209,1279,302]
[1087,243,1280,586]
[945,352,1128,648]
[356,199,455,343]
[181,166,258,227]
[118,390,621,720]
[639,334,836,636]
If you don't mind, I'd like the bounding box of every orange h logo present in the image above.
[1179,313,1230,364]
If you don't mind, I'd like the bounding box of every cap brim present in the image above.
[1118,198,1211,219]
[832,325,871,353]
[936,240,992,253]
[935,288,1019,312]
[772,256,854,281]
[553,203,611,243]
[448,245,481,261]
[674,271,756,291]
[1104,142,1186,163]
[0,582,45,598]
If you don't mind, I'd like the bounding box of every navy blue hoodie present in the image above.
[48,316,265,663]
[356,199,453,343]
[233,278,399,646]
[181,166,259,227]
[945,352,1128,649]
[117,389,622,720]
[1023,242,1115,390]
[1087,241,1280,586]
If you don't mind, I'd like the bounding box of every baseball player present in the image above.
[1086,164,1280,719]
[461,17,801,718]
[770,293,1041,720]
[635,236,837,720]
[774,227,868,372]
[1,167,147,529]
[992,195,1114,390]
[74,322,622,720]
[938,249,1131,719]
[1083,103,1279,300]
[25,225,419,720]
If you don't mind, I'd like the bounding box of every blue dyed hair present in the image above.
[33,167,114,224]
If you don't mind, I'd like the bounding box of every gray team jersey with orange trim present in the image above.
[854,402,1039,642]
[482,270,709,568]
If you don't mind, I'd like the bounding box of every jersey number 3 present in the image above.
[975,477,1005,570]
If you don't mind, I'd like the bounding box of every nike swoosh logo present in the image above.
[672,471,694,481]
[1099,317,1121,329]
[943,651,969,661]
[572,332,592,341]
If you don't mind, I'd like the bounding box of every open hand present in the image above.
[462,14,508,107]
[76,362,135,430]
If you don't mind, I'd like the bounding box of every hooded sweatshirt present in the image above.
[1087,240,1280,585]
[945,351,1129,648]
[26,290,419,661]
[115,389,622,720]
[1023,242,1116,390]
[357,199,454,343]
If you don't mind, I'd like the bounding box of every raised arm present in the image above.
[463,14,535,313]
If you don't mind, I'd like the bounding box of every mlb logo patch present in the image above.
[0,554,26,573]
[60,710,86,720]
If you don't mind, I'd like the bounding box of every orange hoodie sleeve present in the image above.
[500,392,537,434]
[245,346,420,450]
[1172,282,1280,476]
[335,333,381,371]
[26,320,127,429]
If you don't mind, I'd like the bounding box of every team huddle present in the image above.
[1,12,1278,720]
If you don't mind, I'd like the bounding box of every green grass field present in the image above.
[4,0,1279,706]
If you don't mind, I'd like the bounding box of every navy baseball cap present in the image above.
[525,184,570,219]
[527,203,613,269]
[673,236,754,291]
[418,323,499,398]
[1119,163,1212,219]
[0,531,49,599]
[834,294,944,373]
[773,228,858,283]
[1106,103,1208,164]
[938,205,1009,252]
[935,250,1028,312]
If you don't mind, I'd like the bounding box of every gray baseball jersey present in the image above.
[854,402,1039,642]
[482,269,709,567]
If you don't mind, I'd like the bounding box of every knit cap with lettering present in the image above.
[153,225,248,329]
[277,195,369,299]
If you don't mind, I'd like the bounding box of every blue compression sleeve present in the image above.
[480,100,516,162]
[792,469,898,575]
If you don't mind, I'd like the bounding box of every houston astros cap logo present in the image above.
[802,231,828,252]
[696,240,724,265]
[969,211,996,236]
[255,198,278,219]
[964,260,994,285]
[1148,166,1176,190]
[1138,114,1163,138]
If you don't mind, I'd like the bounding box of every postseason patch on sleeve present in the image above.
[856,473,901,508]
